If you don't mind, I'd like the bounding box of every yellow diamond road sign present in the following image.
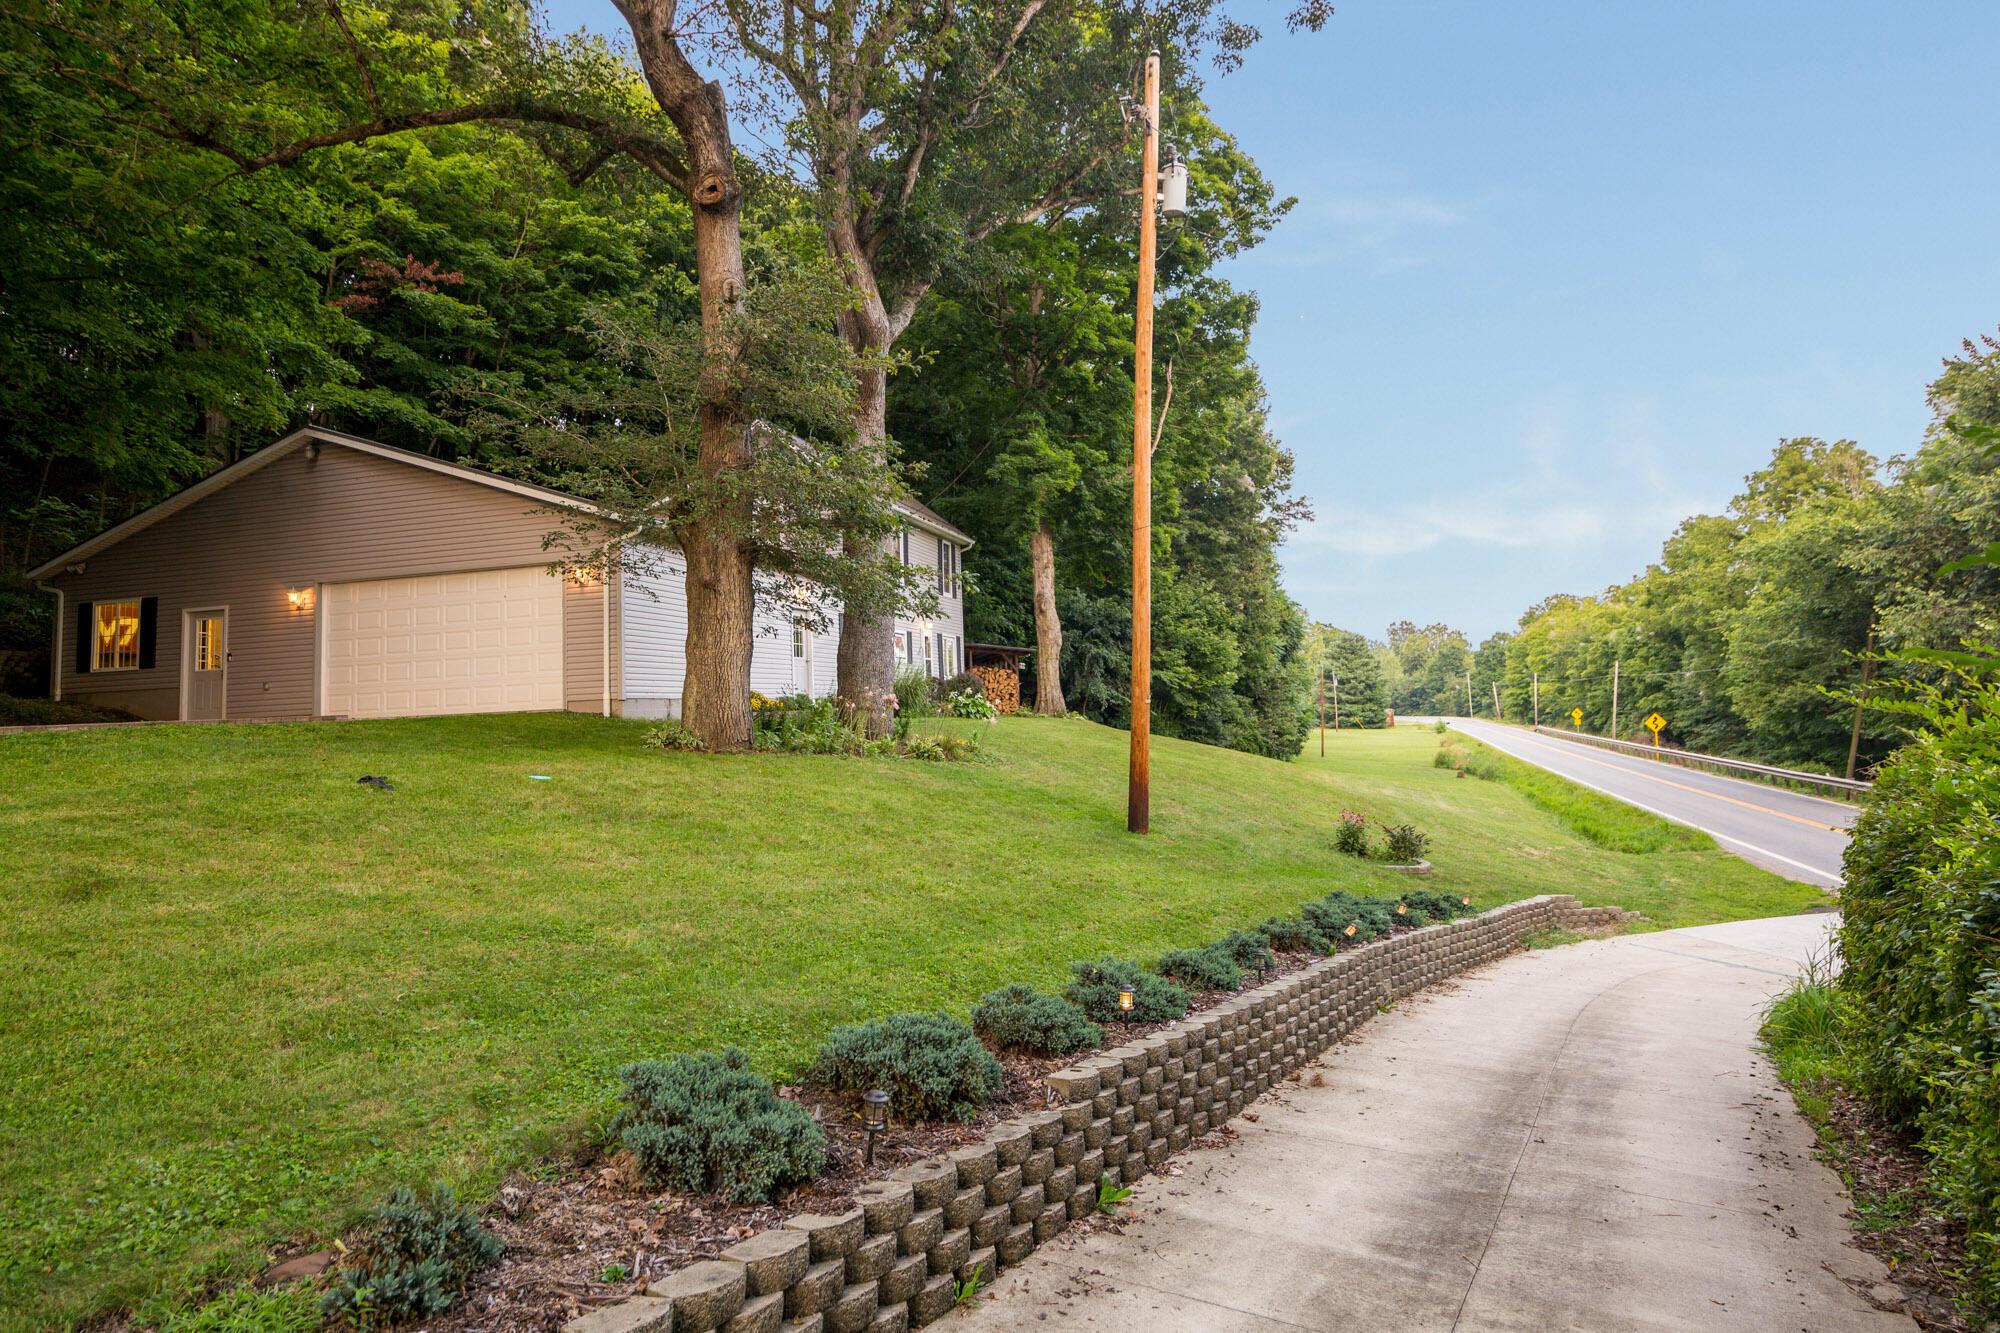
[1644,712,1667,735]
[1570,707,1584,726]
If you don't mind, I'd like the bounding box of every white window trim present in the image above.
[91,596,143,672]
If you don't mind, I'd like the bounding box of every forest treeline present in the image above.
[0,0,1324,756]
[1310,337,2000,776]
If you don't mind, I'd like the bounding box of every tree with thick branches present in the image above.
[710,0,1330,728]
[2,0,905,750]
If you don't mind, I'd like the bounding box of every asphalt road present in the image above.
[1445,718,1854,888]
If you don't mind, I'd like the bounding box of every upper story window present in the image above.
[93,601,141,671]
[898,525,911,565]
[937,541,961,597]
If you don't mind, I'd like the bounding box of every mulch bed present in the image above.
[416,946,1342,1331]
[1813,1086,1983,1333]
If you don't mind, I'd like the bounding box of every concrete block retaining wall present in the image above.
[566,894,1627,1333]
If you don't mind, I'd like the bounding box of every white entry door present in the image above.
[791,627,813,696]
[323,567,564,719]
[181,608,227,720]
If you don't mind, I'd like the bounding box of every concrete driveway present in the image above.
[963,915,1910,1332]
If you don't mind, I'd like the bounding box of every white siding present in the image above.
[618,554,843,715]
[618,554,689,718]
[893,529,967,681]
[749,603,797,698]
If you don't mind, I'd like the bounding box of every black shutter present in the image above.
[137,597,158,669]
[75,602,93,674]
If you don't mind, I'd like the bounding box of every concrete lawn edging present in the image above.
[565,894,1632,1333]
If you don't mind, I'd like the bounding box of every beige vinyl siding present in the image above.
[46,442,611,722]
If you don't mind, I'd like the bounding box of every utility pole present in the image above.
[1610,658,1620,739]
[1127,49,1161,835]
[1331,674,1339,731]
[1491,680,1501,719]
[1465,674,1473,716]
[1532,671,1540,727]
[1846,622,1877,782]
[1317,659,1326,756]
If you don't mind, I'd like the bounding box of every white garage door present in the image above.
[323,567,564,719]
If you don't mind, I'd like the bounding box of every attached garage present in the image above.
[30,428,615,723]
[322,568,566,719]
[31,424,971,726]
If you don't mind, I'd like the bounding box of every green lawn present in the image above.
[0,714,1823,1328]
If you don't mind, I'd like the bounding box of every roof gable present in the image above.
[28,425,971,581]
[27,428,590,581]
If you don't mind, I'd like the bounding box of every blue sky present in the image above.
[541,0,2000,642]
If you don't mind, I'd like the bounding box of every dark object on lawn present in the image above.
[358,775,395,791]
[321,1184,501,1322]
[614,1049,826,1201]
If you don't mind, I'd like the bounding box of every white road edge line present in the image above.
[1492,726,1860,820]
[1449,725,1843,887]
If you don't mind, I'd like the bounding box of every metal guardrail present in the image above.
[1528,726,1874,800]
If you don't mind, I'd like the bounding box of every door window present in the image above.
[195,616,223,670]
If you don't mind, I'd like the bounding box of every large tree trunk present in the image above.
[1031,518,1066,715]
[618,0,756,751]
[829,220,899,735]
[678,506,755,748]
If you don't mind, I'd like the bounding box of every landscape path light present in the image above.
[862,1088,890,1165]
[1117,985,1135,1020]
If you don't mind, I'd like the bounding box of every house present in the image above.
[27,427,972,723]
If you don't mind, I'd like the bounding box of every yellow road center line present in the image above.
[1509,734,1846,832]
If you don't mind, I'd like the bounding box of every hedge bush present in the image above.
[1066,958,1190,1023]
[613,1049,826,1201]
[1305,891,1393,944]
[1257,915,1329,955]
[321,1185,501,1323]
[1380,823,1430,864]
[1401,890,1474,921]
[1215,928,1278,974]
[1836,665,2000,1305]
[1154,945,1243,992]
[972,983,1103,1055]
[814,1012,1004,1121]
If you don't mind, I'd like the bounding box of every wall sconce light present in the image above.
[861,1088,890,1165]
[286,588,312,611]
[1117,986,1135,1019]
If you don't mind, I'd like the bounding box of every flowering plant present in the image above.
[941,688,999,721]
[1334,809,1370,857]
